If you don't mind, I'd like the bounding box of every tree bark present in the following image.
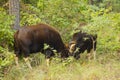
[9,0,20,30]
[89,0,94,5]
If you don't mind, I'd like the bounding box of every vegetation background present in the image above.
[0,0,120,80]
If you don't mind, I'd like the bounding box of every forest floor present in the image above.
[2,52,120,80]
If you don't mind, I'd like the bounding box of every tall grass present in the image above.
[2,52,120,80]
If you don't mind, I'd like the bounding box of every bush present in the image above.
[0,8,14,78]
[0,8,14,50]
[81,9,120,53]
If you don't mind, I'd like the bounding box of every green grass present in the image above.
[2,52,120,80]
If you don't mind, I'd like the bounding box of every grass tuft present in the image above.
[2,52,120,80]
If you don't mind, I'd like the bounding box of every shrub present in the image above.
[81,9,120,53]
[0,8,14,50]
[0,8,14,78]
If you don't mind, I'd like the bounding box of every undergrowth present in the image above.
[2,52,120,80]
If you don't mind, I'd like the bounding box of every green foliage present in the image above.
[81,10,120,53]
[102,0,120,12]
[20,10,41,26]
[0,0,120,79]
[20,0,89,42]
[3,52,120,80]
[0,8,14,78]
[0,49,14,68]
[19,0,120,53]
[0,0,7,7]
[0,8,14,50]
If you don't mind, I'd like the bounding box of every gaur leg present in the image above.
[87,49,93,61]
[93,50,96,60]
[22,47,32,69]
[23,57,32,69]
[44,48,54,67]
[46,58,50,67]
[15,55,19,66]
[14,50,20,67]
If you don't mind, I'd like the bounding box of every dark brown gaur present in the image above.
[69,31,97,60]
[14,23,69,68]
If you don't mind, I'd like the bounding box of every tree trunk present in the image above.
[9,0,20,30]
[89,0,94,5]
